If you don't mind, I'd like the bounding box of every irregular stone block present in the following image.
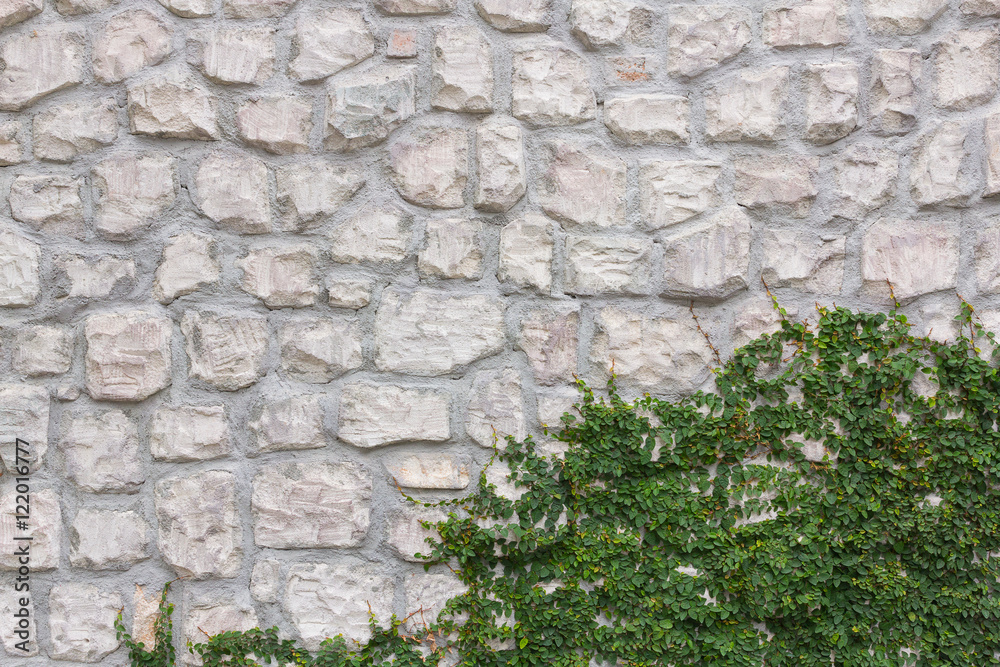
[0,229,40,307]
[250,395,325,453]
[537,386,579,428]
[604,94,689,145]
[189,27,275,85]
[512,45,596,126]
[331,206,412,264]
[236,97,312,155]
[386,454,470,489]
[387,29,417,58]
[432,26,494,113]
[155,470,241,579]
[861,220,959,301]
[48,584,121,663]
[69,509,149,570]
[0,0,42,30]
[182,311,269,391]
[55,254,136,299]
[150,405,230,462]
[863,0,947,35]
[223,0,296,17]
[328,276,375,309]
[564,235,655,296]
[93,9,172,83]
[639,161,722,229]
[253,462,371,548]
[182,601,258,665]
[128,69,219,140]
[194,151,270,234]
[375,288,505,375]
[238,245,319,308]
[13,326,72,377]
[705,66,789,142]
[388,505,447,561]
[667,5,751,78]
[909,121,975,207]
[153,233,220,304]
[157,0,211,17]
[804,62,858,144]
[963,0,1000,15]
[518,306,579,386]
[404,572,468,630]
[389,126,468,209]
[324,64,416,151]
[0,585,36,655]
[0,120,23,165]
[0,486,59,570]
[277,162,364,230]
[33,98,118,162]
[285,562,393,649]
[56,0,116,13]
[251,559,281,603]
[498,214,554,292]
[279,317,363,382]
[763,0,848,47]
[935,29,999,111]
[92,152,177,239]
[734,155,818,218]
[761,231,846,293]
[9,174,84,238]
[570,0,631,49]
[475,119,526,212]
[0,28,84,111]
[339,383,450,447]
[84,312,170,402]
[832,145,898,219]
[418,218,483,279]
[590,306,715,393]
[869,49,921,135]
[290,7,373,82]
[977,221,1000,293]
[604,55,655,85]
[61,410,143,493]
[539,141,626,228]
[986,114,1000,197]
[467,368,526,448]
[376,0,454,13]
[476,0,549,31]
[661,206,752,300]
[733,299,793,348]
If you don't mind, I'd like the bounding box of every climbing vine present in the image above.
[118,295,1000,666]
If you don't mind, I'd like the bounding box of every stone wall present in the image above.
[0,0,998,662]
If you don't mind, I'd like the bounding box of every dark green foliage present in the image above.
[117,299,1000,666]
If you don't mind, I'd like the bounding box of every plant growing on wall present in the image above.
[118,295,1000,666]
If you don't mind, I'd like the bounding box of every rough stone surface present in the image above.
[188,27,275,85]
[182,601,258,664]
[0,120,23,165]
[251,559,281,603]
[93,9,172,83]
[388,505,448,561]
[832,145,898,219]
[570,0,632,49]
[639,161,722,229]
[9,174,85,237]
[419,218,483,279]
[128,69,219,140]
[92,153,177,238]
[0,0,42,30]
[0,229,40,306]
[194,152,271,234]
[986,114,1000,197]
[155,470,242,579]
[13,325,73,377]
[498,214,554,292]
[605,95,689,145]
[253,462,371,548]
[404,572,468,630]
[55,254,136,299]
[153,232,220,304]
[467,367,526,447]
[48,584,121,663]
[804,63,859,144]
[33,98,118,162]
[331,206,412,264]
[910,121,975,207]
[56,0,117,14]
[277,162,364,230]
[279,317,363,382]
[328,276,375,308]
[237,97,312,155]
[61,410,143,493]
[250,394,325,453]
[539,141,626,228]
[734,155,819,217]
[863,0,948,35]
[935,30,999,111]
[325,64,416,151]
[661,206,753,300]
[870,49,921,135]
[84,311,171,402]
[69,509,149,570]
[182,311,269,390]
[376,0,454,13]
[238,245,320,308]
[158,0,211,17]
[667,6,752,78]
[0,487,59,570]
[339,383,451,447]
[512,45,596,126]
[224,0,297,18]
[764,0,848,47]
[0,28,84,111]
[518,305,579,385]
[390,126,467,208]
[964,0,1000,15]
[977,221,1000,293]
[431,26,494,113]
[762,231,846,294]
[476,0,549,31]
[150,405,230,462]
[386,454,470,489]
[475,120,526,212]
[290,8,374,82]
[861,220,959,301]
[706,67,789,142]
[564,235,655,295]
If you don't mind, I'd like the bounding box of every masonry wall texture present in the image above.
[0,0,999,662]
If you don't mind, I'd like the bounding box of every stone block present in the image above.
[432,26,494,113]
[863,0,947,35]
[250,395,325,453]
[93,9,172,83]
[236,97,312,155]
[387,29,417,58]
[158,0,211,17]
[238,245,319,308]
[706,67,789,142]
[986,114,1000,197]
[0,229,40,307]
[667,5,751,78]
[475,119,526,212]
[963,0,1000,15]
[639,161,722,229]
[69,509,149,570]
[252,462,371,548]
[733,299,793,348]
[61,410,143,493]
[150,405,230,462]
[328,276,375,309]
[539,141,626,228]
[761,232,846,293]
[935,30,999,111]
[84,312,171,402]
[182,601,258,664]
[13,326,73,377]
[388,505,448,561]
[0,587,36,655]
[570,0,631,49]
[56,0,116,13]
[389,126,468,209]
[763,0,848,47]
[55,254,136,299]
[537,386,579,428]
[498,214,554,292]
[92,153,177,239]
[734,155,818,217]
[155,470,242,579]
[276,162,364,230]
[476,0,549,31]
[153,233,220,304]
[403,572,468,630]
[870,49,921,135]
[418,218,483,279]
[386,454,470,489]
[189,27,275,85]
[194,151,271,234]
[33,98,118,162]
[331,206,412,264]
[0,0,41,30]
[467,368,526,448]
[182,311,269,391]
[279,317,363,382]
[251,559,281,603]
[910,121,975,207]
[604,94,689,145]
[325,64,416,151]
[224,0,296,18]
[128,69,220,140]
[0,28,84,111]
[564,235,655,296]
[977,221,1000,293]
[289,7,374,82]
[804,62,858,144]
[375,288,505,375]
[661,206,752,300]
[0,486,59,570]
[832,145,898,219]
[339,383,451,447]
[512,45,596,126]
[377,0,454,12]
[48,584,121,663]
[518,306,579,386]
[9,174,84,238]
[0,120,23,165]
[861,220,959,301]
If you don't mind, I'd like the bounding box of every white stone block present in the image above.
[150,405,230,462]
[339,383,451,447]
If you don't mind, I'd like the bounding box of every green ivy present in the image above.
[117,297,1000,666]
